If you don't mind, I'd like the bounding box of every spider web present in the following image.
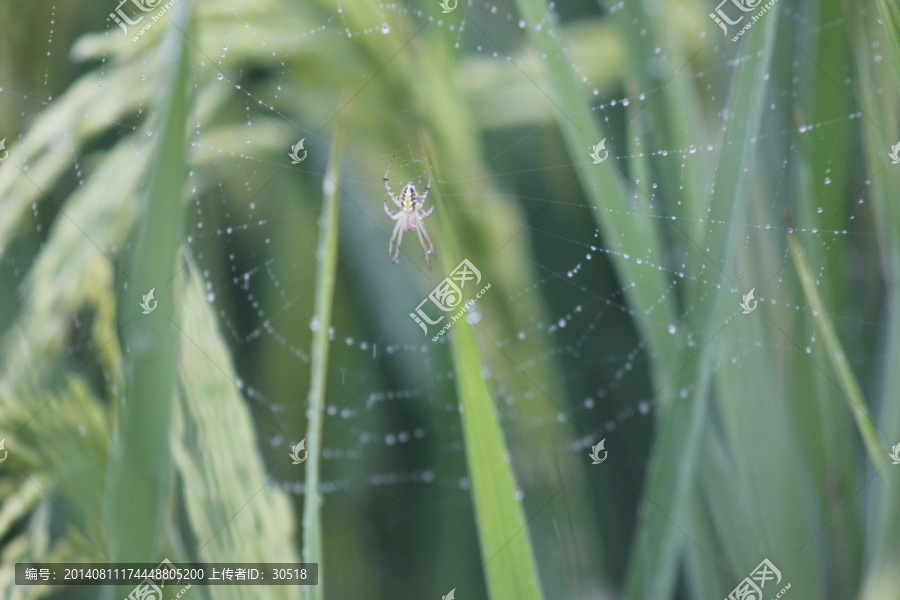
[0,0,891,599]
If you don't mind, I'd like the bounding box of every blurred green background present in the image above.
[0,0,899,598]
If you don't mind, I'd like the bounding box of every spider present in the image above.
[383,155,436,267]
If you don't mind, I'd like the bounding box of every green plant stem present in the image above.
[302,101,351,600]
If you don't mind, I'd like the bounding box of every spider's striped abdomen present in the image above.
[400,183,417,212]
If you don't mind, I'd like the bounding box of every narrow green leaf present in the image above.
[102,0,194,578]
[421,132,544,600]
[788,231,887,469]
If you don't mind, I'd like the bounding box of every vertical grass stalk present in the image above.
[302,101,351,600]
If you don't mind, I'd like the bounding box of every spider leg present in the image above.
[420,206,434,217]
[384,155,401,208]
[417,220,436,260]
[388,221,403,263]
[384,202,398,219]
[418,173,432,206]
[415,224,433,269]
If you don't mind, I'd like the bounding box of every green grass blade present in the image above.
[617,1,711,243]
[422,133,544,600]
[302,101,351,600]
[875,0,900,87]
[408,38,607,594]
[102,0,194,574]
[788,231,887,469]
[173,267,300,600]
[625,15,780,598]
[848,5,900,596]
[512,0,680,379]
